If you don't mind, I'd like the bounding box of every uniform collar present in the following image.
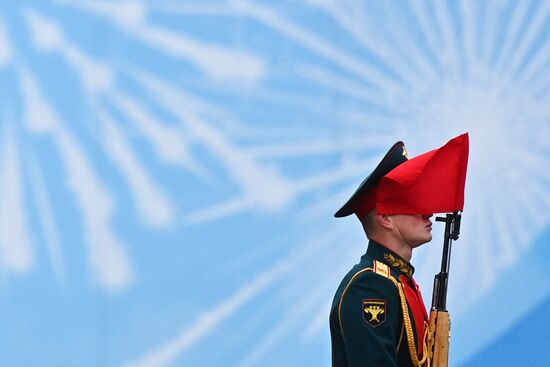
[365,240,415,278]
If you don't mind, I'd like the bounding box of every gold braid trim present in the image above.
[388,276,426,367]
[338,262,390,339]
[421,321,430,367]
[337,267,374,339]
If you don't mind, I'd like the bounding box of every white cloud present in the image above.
[108,90,197,168]
[19,64,133,289]
[63,45,114,93]
[99,110,176,228]
[151,2,237,17]
[24,8,65,50]
[492,1,531,72]
[136,25,265,83]
[185,154,378,224]
[62,0,266,83]
[0,125,34,273]
[134,72,295,212]
[432,0,461,77]
[25,9,114,93]
[56,127,134,289]
[304,0,436,88]
[28,158,67,282]
[185,196,254,225]
[503,1,550,77]
[229,0,399,92]
[18,66,60,133]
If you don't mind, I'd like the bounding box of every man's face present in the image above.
[390,214,433,248]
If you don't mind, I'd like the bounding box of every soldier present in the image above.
[330,141,430,367]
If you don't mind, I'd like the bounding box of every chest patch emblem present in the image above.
[362,299,386,327]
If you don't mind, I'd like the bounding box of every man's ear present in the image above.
[377,214,393,230]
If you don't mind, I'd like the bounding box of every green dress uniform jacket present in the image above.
[330,240,429,367]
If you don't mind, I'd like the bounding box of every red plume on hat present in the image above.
[376,133,469,215]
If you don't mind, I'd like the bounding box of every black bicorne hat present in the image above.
[334,142,408,218]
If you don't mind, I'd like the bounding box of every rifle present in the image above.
[426,210,462,367]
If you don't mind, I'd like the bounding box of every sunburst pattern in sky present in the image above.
[0,1,549,366]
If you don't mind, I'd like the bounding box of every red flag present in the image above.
[376,133,469,215]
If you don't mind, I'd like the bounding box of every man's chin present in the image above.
[413,235,432,247]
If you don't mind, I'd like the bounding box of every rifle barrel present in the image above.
[431,211,462,311]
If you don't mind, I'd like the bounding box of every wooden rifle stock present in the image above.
[426,310,450,367]
[426,211,461,367]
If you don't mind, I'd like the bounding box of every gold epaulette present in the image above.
[374,260,390,278]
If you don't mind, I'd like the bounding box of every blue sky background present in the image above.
[0,1,549,366]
